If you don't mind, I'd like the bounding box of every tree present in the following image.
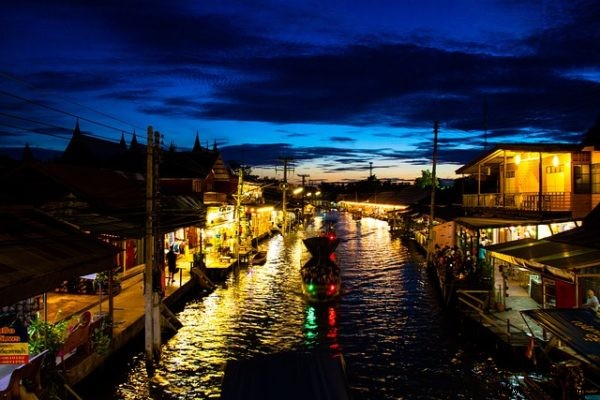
[415,169,440,189]
[228,162,258,180]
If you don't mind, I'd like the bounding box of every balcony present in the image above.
[462,192,571,213]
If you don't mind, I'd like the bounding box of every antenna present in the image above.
[483,97,488,150]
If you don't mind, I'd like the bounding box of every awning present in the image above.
[0,207,120,307]
[485,238,600,282]
[53,212,143,238]
[455,216,566,230]
[521,309,600,368]
[160,195,206,231]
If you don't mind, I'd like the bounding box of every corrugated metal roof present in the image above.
[50,212,143,237]
[0,207,120,307]
[551,202,600,248]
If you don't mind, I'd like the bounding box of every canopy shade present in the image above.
[521,309,600,368]
[485,238,600,282]
[0,207,120,307]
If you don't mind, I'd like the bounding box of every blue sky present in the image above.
[1,0,599,183]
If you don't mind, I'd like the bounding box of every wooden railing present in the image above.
[456,290,533,345]
[462,192,571,212]
[455,290,509,336]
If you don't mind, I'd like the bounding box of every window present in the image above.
[573,164,591,194]
[592,163,600,194]
[505,170,515,178]
[545,165,563,174]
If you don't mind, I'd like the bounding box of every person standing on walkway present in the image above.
[582,289,599,312]
[166,246,178,284]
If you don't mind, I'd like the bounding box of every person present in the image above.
[166,246,178,283]
[582,289,599,312]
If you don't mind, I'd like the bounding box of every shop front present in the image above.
[486,237,600,309]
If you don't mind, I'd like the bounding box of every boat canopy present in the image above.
[220,351,352,400]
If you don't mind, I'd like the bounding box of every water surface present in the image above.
[81,213,526,399]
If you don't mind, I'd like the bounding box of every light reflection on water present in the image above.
[86,213,523,399]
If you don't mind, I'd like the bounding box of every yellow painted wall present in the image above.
[515,156,539,193]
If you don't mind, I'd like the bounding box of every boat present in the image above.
[220,351,352,400]
[351,210,362,220]
[251,250,268,265]
[301,234,341,302]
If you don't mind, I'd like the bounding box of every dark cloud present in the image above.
[2,0,599,180]
[329,137,355,143]
[27,71,122,92]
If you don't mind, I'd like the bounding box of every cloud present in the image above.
[2,0,599,179]
[329,136,355,143]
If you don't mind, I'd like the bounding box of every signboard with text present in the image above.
[0,325,29,364]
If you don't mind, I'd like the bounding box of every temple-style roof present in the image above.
[58,123,228,182]
[60,122,128,168]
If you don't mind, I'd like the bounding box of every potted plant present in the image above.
[93,270,121,296]
[27,314,69,356]
[90,319,112,355]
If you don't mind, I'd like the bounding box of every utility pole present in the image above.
[298,173,309,222]
[235,168,244,263]
[144,126,162,372]
[427,121,439,266]
[278,157,293,236]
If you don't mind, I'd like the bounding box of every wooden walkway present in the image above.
[455,287,547,362]
[0,251,215,392]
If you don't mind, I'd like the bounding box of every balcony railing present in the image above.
[462,192,571,212]
[203,191,227,204]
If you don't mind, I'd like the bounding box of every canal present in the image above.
[79,212,525,399]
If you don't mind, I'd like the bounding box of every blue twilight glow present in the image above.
[1,0,599,182]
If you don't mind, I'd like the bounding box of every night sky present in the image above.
[2,0,599,183]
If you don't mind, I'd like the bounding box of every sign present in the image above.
[0,325,29,364]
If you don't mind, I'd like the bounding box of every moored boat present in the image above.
[301,235,341,302]
[221,351,352,400]
[251,250,268,265]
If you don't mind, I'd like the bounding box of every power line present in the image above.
[0,72,144,132]
[0,111,129,144]
[0,89,134,135]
